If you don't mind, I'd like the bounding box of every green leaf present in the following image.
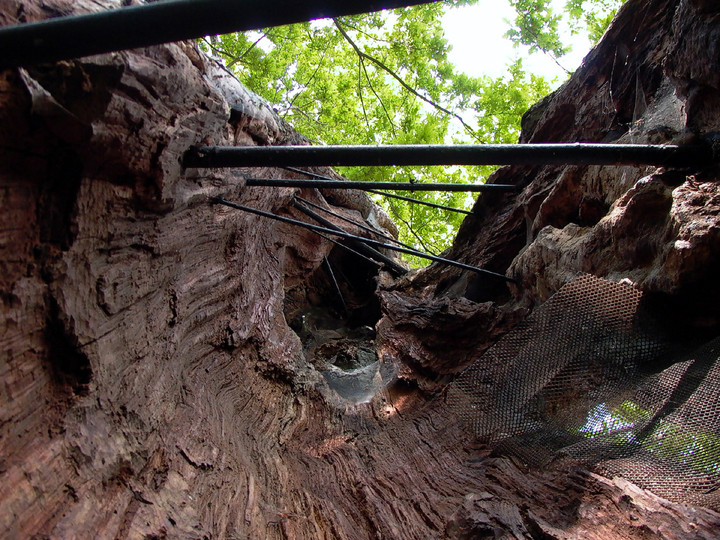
[199,0,621,267]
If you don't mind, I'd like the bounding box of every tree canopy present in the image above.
[201,0,624,265]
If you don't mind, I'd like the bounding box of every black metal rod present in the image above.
[292,199,408,275]
[295,196,419,253]
[211,197,515,282]
[315,232,383,269]
[245,177,517,193]
[0,0,438,69]
[323,257,348,314]
[185,143,713,168]
[283,166,336,178]
[368,189,473,215]
[283,167,473,215]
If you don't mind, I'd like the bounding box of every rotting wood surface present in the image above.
[1,0,720,538]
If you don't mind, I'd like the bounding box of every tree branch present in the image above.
[357,58,370,127]
[385,199,438,256]
[200,38,234,60]
[509,8,571,74]
[359,55,397,135]
[201,33,271,71]
[333,19,478,140]
[288,41,331,111]
[333,19,395,133]
[227,31,269,68]
[277,105,328,127]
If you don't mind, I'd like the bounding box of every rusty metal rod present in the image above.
[185,143,713,168]
[0,0,438,69]
[211,197,515,282]
[244,177,517,193]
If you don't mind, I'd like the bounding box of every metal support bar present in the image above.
[367,189,474,215]
[283,167,473,215]
[245,178,518,193]
[323,257,348,314]
[185,143,713,168]
[211,197,515,282]
[0,0,437,69]
[315,232,383,270]
[292,199,408,275]
[295,196,419,253]
[244,177,516,193]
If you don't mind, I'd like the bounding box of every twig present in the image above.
[385,199,438,255]
[333,19,476,138]
[227,30,270,68]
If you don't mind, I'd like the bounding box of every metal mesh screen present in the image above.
[448,274,720,509]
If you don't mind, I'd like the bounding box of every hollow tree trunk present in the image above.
[1,0,719,538]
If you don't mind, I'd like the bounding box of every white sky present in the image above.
[442,0,593,83]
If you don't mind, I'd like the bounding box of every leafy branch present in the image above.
[333,19,479,140]
[227,31,269,68]
[385,199,439,256]
[201,32,269,69]
[206,1,621,262]
[287,39,332,112]
[505,0,571,74]
[200,37,233,60]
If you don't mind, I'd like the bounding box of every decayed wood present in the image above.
[378,0,720,378]
[1,0,720,538]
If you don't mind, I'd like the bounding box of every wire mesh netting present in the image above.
[447,274,720,509]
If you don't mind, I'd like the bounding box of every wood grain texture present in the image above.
[1,1,719,538]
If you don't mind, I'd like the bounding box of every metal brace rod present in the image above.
[295,196,419,253]
[291,199,408,275]
[244,177,517,193]
[184,143,714,168]
[314,231,383,270]
[363,188,474,215]
[211,197,516,282]
[0,0,438,69]
[323,257,348,314]
[283,167,474,215]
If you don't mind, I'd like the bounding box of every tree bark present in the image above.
[1,0,719,538]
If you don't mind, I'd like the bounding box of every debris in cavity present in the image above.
[289,306,396,404]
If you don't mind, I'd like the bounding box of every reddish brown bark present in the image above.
[1,1,719,538]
